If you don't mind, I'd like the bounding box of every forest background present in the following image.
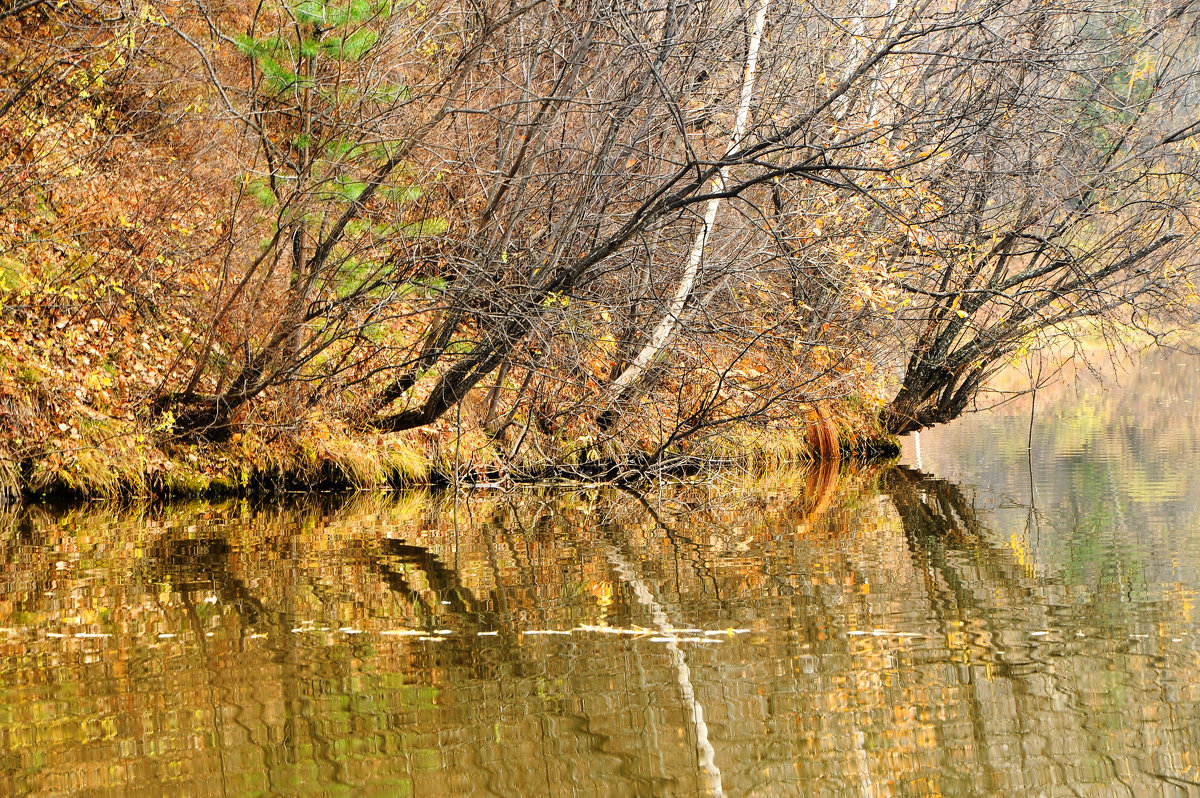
[1,0,1198,497]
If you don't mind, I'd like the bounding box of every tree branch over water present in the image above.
[2,0,1199,486]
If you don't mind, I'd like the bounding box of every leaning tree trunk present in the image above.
[601,0,772,409]
[880,360,986,436]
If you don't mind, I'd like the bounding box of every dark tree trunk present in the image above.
[158,356,270,442]
[162,396,240,442]
[880,361,985,436]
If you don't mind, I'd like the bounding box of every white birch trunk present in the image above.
[603,0,771,407]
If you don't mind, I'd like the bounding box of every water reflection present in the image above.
[1,466,1200,795]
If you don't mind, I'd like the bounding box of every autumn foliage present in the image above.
[1,0,1198,495]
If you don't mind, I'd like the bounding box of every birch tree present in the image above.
[602,0,771,410]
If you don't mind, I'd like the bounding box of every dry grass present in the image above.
[0,446,19,501]
[5,408,433,499]
[315,430,429,487]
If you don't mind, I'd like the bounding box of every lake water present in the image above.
[3,349,1200,796]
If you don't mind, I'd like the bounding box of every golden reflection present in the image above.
[0,470,1198,795]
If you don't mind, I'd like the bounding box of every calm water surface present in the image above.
[4,351,1200,796]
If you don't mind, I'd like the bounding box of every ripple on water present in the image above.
[4,440,1200,795]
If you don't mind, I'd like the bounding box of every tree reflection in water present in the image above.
[0,471,1199,796]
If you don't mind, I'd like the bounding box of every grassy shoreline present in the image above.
[0,411,900,504]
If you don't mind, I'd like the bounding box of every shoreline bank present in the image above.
[1,425,901,505]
